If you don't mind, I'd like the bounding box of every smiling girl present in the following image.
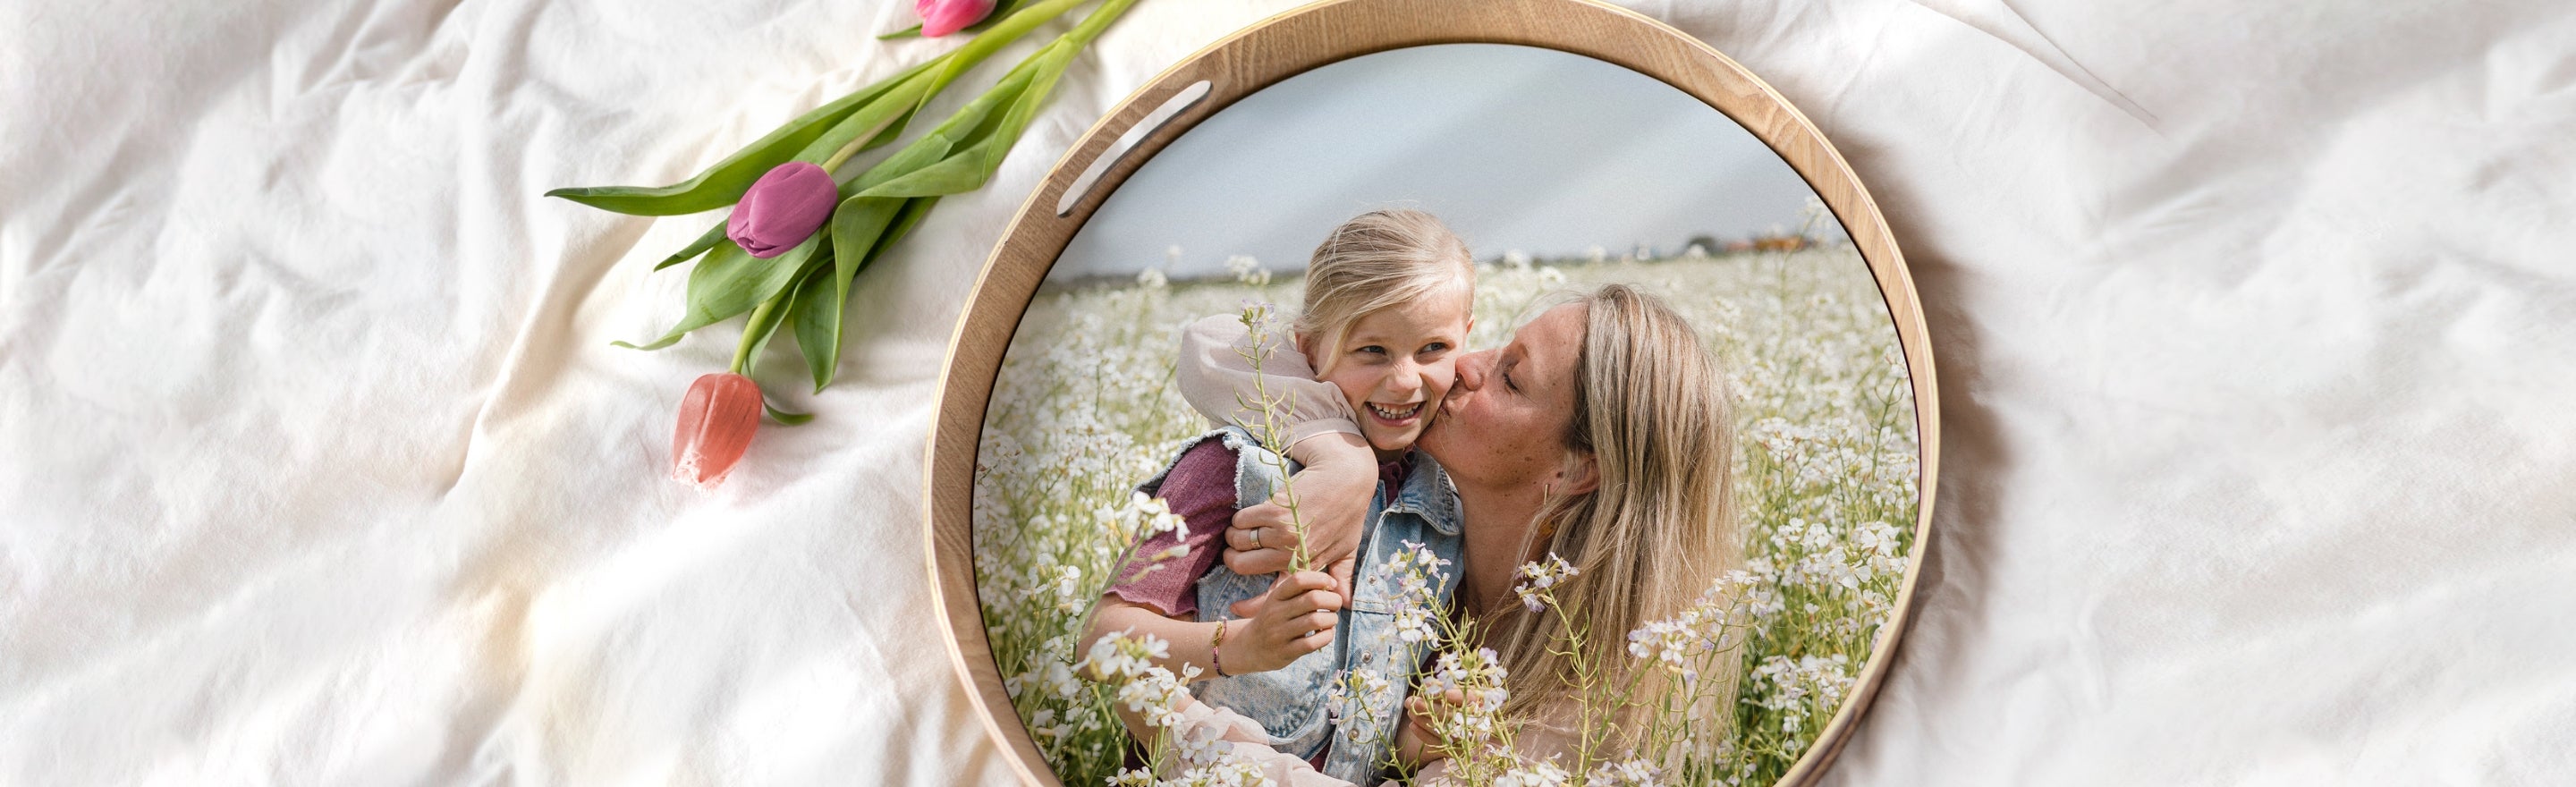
[1082,209,1476,780]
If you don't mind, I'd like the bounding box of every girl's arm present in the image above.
[1086,569,1342,684]
[1083,572,1344,744]
[1172,314,1381,585]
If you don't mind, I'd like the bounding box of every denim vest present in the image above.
[1134,427,1464,783]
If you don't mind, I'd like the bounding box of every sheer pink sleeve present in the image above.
[1172,313,1360,447]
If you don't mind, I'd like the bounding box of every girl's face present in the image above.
[1419,303,1587,495]
[1305,283,1474,459]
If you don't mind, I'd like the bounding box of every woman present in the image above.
[1186,283,1742,782]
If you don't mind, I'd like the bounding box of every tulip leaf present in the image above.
[656,220,731,271]
[873,195,942,258]
[544,57,945,216]
[902,0,1084,103]
[611,334,686,351]
[855,38,1076,199]
[790,196,904,390]
[741,258,817,366]
[624,228,829,350]
[786,262,839,391]
[748,258,826,427]
[764,401,814,425]
[784,72,932,168]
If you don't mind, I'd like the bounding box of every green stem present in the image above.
[729,297,780,376]
[823,0,1097,174]
[1061,0,1139,47]
[926,0,1098,100]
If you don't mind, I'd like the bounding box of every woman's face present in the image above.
[1419,302,1586,494]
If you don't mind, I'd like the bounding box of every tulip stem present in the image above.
[730,297,781,376]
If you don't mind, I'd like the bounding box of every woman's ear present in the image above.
[1554,453,1599,496]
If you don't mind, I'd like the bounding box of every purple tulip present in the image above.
[727,162,838,258]
[916,0,996,38]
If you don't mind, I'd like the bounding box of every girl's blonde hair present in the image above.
[1488,283,1743,735]
[1292,209,1475,374]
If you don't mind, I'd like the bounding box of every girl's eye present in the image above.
[1355,345,1387,356]
[1419,343,1451,355]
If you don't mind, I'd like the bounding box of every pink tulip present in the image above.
[672,372,764,488]
[727,162,839,258]
[916,0,996,38]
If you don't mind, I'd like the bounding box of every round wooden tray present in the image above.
[926,1,1938,783]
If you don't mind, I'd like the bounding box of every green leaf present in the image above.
[740,261,809,366]
[544,56,945,216]
[785,72,933,169]
[611,334,685,351]
[758,264,832,424]
[628,229,829,350]
[792,196,908,390]
[872,195,943,258]
[764,401,814,424]
[894,0,1095,136]
[786,259,840,392]
[850,61,1046,199]
[656,220,731,271]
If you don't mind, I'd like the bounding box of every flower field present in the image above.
[971,241,1919,785]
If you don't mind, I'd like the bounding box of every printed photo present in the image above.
[970,43,1919,787]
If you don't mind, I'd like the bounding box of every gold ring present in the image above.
[1250,529,1262,550]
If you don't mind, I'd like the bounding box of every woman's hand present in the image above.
[1394,687,1472,765]
[1218,570,1343,674]
[1225,433,1376,594]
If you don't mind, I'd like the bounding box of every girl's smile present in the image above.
[1364,401,1426,427]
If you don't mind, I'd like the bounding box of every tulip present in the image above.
[672,372,764,488]
[726,162,839,258]
[916,0,997,37]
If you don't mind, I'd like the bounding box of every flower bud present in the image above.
[726,162,838,258]
[916,0,996,38]
[672,372,763,488]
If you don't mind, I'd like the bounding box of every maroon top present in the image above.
[1106,440,1238,616]
[1106,439,1414,619]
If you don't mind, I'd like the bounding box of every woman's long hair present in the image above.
[1485,283,1742,735]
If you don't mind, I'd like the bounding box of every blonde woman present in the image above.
[1181,283,1743,781]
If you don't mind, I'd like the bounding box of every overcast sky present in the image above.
[1051,43,1846,282]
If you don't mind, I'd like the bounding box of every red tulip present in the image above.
[916,0,996,38]
[672,372,763,488]
[726,162,839,258]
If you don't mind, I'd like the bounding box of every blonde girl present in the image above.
[1082,209,1478,782]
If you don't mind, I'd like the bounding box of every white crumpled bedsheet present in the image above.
[4,0,2572,783]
